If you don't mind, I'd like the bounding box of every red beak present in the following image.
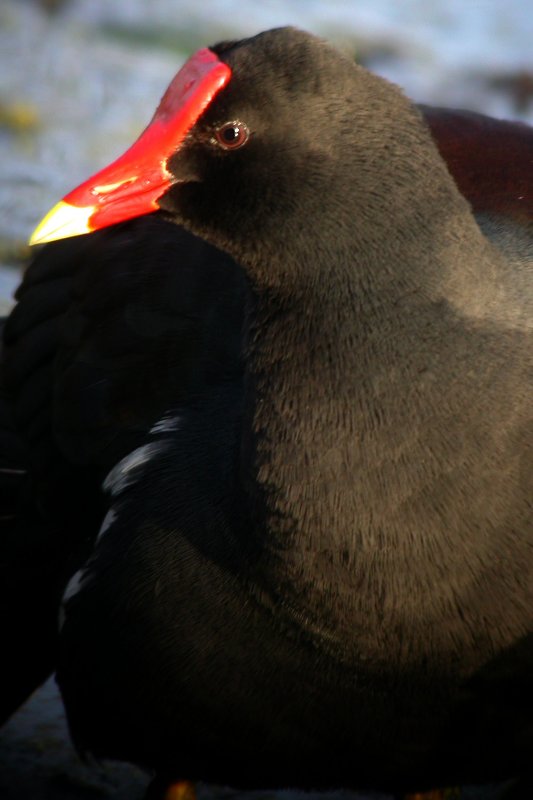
[30,48,231,245]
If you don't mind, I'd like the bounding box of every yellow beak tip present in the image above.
[29,200,95,246]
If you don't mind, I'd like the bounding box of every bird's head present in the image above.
[30,27,423,261]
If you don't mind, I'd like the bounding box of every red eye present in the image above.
[215,121,250,150]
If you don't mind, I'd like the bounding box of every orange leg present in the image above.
[145,778,197,800]
[163,781,197,800]
[403,789,460,800]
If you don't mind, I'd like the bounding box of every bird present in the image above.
[1,25,532,800]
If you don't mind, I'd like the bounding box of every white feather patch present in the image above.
[150,414,182,435]
[96,507,118,543]
[103,441,168,497]
[59,568,89,631]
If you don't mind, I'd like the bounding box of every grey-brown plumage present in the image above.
[2,26,532,796]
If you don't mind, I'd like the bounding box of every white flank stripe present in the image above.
[96,507,118,543]
[150,414,182,435]
[103,441,167,497]
[59,568,88,631]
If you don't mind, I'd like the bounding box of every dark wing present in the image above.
[0,215,247,721]
[0,327,66,723]
[420,105,533,223]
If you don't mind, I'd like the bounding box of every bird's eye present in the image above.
[214,121,250,150]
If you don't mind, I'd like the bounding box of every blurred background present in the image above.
[0,0,531,797]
